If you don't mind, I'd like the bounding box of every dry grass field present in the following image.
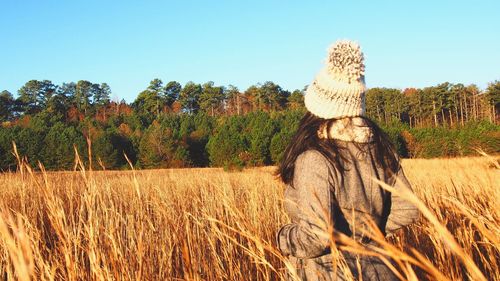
[0,152,498,280]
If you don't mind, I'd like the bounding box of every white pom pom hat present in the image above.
[304,40,366,119]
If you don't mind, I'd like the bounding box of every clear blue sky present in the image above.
[1,1,499,102]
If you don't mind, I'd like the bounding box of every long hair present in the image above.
[278,112,399,186]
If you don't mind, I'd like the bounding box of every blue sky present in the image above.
[1,1,499,102]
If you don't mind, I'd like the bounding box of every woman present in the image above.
[276,40,419,280]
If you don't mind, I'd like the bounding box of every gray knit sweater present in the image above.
[277,140,419,280]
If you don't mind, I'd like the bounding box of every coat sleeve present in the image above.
[276,151,334,259]
[385,166,420,234]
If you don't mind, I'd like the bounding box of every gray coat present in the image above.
[277,143,419,281]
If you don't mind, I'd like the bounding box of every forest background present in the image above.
[0,78,498,171]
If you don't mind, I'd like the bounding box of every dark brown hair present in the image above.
[277,112,399,186]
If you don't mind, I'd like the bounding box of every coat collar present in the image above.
[317,117,374,143]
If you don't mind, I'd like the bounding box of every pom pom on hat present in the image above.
[326,40,365,83]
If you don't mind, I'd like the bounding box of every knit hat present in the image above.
[304,40,366,119]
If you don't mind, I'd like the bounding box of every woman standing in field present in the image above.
[276,40,419,280]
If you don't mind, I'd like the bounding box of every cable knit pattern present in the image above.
[305,40,366,119]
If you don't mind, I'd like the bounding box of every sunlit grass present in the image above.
[0,150,498,280]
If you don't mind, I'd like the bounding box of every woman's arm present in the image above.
[385,166,420,234]
[276,150,334,259]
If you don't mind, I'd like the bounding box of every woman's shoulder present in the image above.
[296,149,330,168]
[297,149,325,160]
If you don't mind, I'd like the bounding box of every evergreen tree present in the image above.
[94,83,111,107]
[93,83,112,121]
[199,81,224,116]
[57,82,77,109]
[179,81,201,114]
[206,116,248,168]
[18,80,56,114]
[164,81,182,107]
[0,126,19,170]
[0,90,14,121]
[246,111,277,165]
[42,123,86,169]
[74,80,93,115]
[260,81,287,110]
[133,79,166,118]
[93,129,135,169]
[270,109,304,163]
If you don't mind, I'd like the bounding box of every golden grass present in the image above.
[0,154,498,280]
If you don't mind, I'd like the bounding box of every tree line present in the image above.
[366,82,499,127]
[0,79,305,122]
[0,79,498,171]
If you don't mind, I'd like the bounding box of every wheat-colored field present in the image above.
[0,154,498,280]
